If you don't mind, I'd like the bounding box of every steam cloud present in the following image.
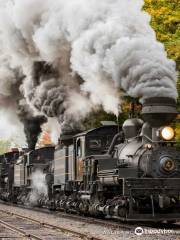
[0,0,177,146]
[27,169,48,206]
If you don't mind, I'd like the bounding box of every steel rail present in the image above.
[1,202,178,232]
[0,208,104,240]
[0,201,134,230]
[0,218,44,240]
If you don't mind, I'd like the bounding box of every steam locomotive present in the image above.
[0,97,180,222]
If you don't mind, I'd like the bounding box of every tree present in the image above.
[144,1,179,59]
[37,130,52,148]
[144,0,180,94]
[0,140,11,154]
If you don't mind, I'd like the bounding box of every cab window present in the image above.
[76,138,82,157]
[89,139,102,149]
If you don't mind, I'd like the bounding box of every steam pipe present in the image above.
[107,132,124,155]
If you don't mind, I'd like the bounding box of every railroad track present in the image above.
[0,201,135,231]
[8,203,180,231]
[13,203,137,230]
[0,208,103,240]
[1,201,179,240]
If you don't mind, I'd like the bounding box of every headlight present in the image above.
[160,157,175,172]
[160,126,175,141]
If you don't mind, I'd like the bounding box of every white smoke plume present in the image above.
[0,0,177,141]
[28,169,48,206]
[0,109,26,145]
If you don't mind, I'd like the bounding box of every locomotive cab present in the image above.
[52,123,119,209]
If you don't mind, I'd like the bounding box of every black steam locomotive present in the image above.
[0,146,54,203]
[0,97,180,222]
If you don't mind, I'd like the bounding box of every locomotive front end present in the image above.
[122,97,180,221]
[93,97,180,222]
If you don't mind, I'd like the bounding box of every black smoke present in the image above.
[27,61,84,134]
[18,103,47,150]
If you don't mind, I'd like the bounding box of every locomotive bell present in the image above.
[122,118,144,139]
[141,97,177,127]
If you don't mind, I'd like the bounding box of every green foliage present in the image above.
[144,0,180,100]
[0,139,11,154]
[83,109,116,129]
[83,98,139,130]
[83,108,127,129]
[144,0,180,88]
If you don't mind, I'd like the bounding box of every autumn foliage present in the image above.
[37,130,52,147]
[144,0,180,141]
[144,0,180,86]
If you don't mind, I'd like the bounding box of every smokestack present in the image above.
[22,116,47,150]
[141,97,178,127]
